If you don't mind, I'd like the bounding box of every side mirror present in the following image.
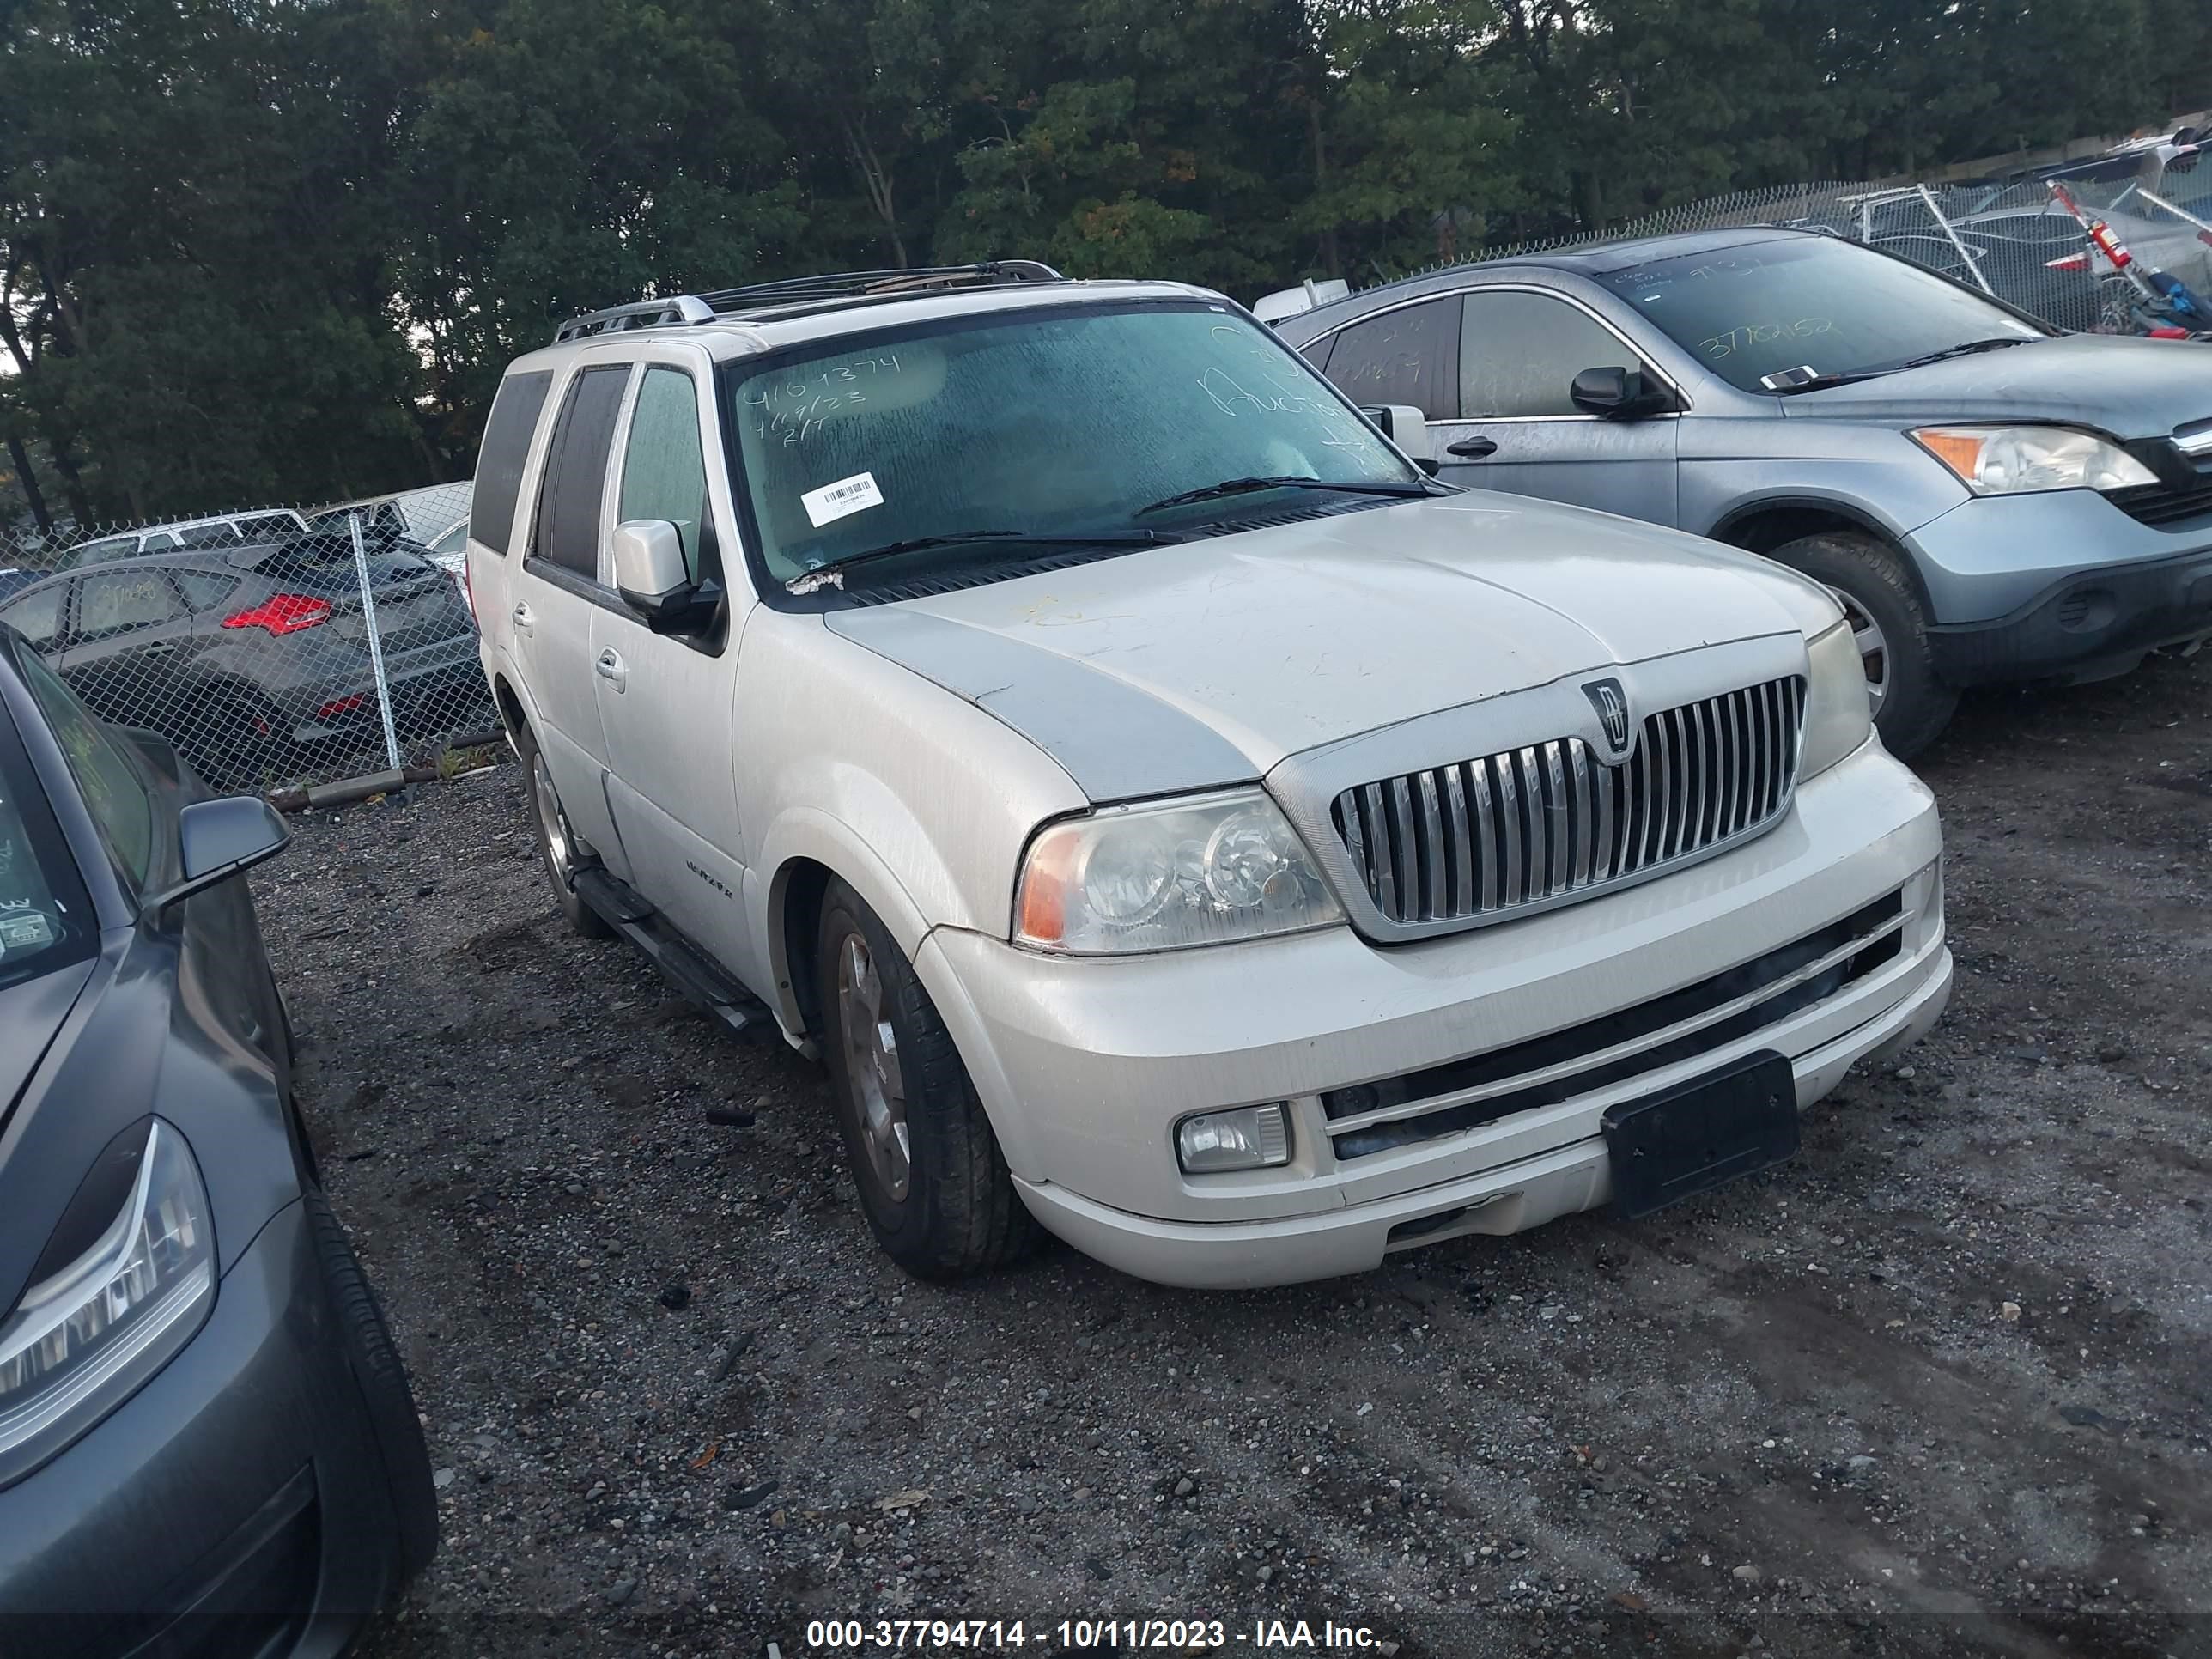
[1570,366,1675,420]
[612,520,700,630]
[152,796,289,918]
[1362,404,1441,475]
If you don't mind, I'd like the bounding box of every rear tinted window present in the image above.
[1319,296,1461,422]
[532,365,630,580]
[471,369,556,556]
[172,569,240,611]
[79,569,183,635]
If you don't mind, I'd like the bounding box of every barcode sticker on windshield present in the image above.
[800,471,884,528]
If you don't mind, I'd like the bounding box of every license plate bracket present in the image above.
[1602,1050,1799,1220]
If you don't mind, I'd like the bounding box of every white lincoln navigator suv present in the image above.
[468,263,1950,1289]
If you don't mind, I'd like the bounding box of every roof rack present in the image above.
[552,260,1066,344]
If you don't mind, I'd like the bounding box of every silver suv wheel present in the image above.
[530,753,574,880]
[835,931,911,1200]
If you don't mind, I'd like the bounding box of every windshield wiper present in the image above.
[1881,337,2035,373]
[1771,336,2035,396]
[786,528,1177,593]
[1137,475,1436,515]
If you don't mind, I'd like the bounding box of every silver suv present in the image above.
[1279,228,2212,756]
[470,263,1949,1288]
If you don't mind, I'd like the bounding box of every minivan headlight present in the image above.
[1912,425,2155,495]
[1015,788,1344,954]
[0,1121,214,1486]
[1800,618,1874,776]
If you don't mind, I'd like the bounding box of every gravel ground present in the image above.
[258,653,2212,1659]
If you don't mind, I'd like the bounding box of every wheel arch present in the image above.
[1707,497,1936,613]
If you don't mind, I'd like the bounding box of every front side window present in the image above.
[725,303,1412,586]
[1319,297,1461,422]
[1595,236,2044,392]
[1458,289,1644,418]
[77,569,182,637]
[617,367,712,583]
[17,648,155,889]
[0,583,67,649]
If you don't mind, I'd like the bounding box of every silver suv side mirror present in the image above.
[1362,404,1439,476]
[612,520,699,628]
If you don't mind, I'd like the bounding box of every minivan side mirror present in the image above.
[1361,404,1442,476]
[612,520,702,630]
[1570,366,1676,420]
[152,796,289,919]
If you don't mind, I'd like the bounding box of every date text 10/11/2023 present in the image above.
[795,1619,1396,1651]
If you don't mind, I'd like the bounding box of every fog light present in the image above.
[1176,1104,1291,1173]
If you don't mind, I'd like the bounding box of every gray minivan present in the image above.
[1279,228,2212,754]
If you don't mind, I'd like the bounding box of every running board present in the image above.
[571,868,770,1039]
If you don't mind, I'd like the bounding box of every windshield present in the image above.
[1595,237,2045,392]
[723,302,1415,586]
[0,702,98,993]
[62,537,138,570]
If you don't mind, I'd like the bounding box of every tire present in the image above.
[302,1189,439,1583]
[513,722,612,938]
[1766,530,1959,760]
[813,878,1037,1279]
[174,685,279,792]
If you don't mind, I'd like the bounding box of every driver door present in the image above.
[1430,285,1681,526]
[588,350,750,972]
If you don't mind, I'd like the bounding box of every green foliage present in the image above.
[0,0,2197,523]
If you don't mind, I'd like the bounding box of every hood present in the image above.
[827,495,1831,799]
[0,959,99,1139]
[1781,334,2212,441]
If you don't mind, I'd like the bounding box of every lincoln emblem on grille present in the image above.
[1583,678,1632,757]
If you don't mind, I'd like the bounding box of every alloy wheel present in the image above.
[1825,584,1890,720]
[836,931,910,1200]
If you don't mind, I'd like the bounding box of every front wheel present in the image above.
[814,878,1036,1279]
[1767,531,1958,759]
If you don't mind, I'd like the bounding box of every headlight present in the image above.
[1015,788,1345,954]
[1800,617,1873,776]
[0,1121,214,1485]
[1912,425,2155,495]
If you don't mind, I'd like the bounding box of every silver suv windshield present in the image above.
[1595,237,2045,392]
[722,301,1419,586]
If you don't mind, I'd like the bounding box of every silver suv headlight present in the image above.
[1799,617,1874,777]
[0,1121,214,1485]
[1015,787,1345,954]
[1911,425,2155,495]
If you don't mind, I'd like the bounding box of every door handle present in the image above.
[512,601,534,635]
[594,647,626,692]
[1447,435,1499,459]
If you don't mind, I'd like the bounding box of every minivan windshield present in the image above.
[1595,236,2045,393]
[722,302,1419,586]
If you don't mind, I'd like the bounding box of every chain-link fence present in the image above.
[1421,156,2212,334]
[0,480,497,794]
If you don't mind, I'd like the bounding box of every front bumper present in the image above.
[919,740,1947,1289]
[0,1200,410,1658]
[1924,544,2212,687]
[1905,488,2212,683]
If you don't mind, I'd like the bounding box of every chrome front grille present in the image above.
[1328,676,1806,928]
